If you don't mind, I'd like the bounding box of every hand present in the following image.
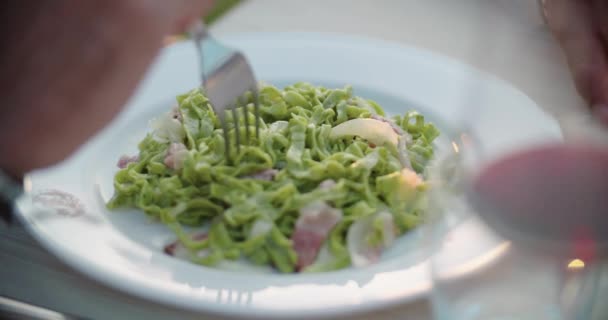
[542,0,608,124]
[0,0,214,178]
[473,0,608,255]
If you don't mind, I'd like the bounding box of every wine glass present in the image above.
[425,94,608,320]
[419,0,608,318]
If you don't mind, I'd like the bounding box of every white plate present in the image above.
[15,33,562,319]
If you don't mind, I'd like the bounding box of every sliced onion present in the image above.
[151,111,185,143]
[351,149,380,170]
[164,233,209,261]
[269,120,289,134]
[249,219,273,238]
[296,201,343,235]
[370,114,403,135]
[246,169,279,181]
[319,179,337,190]
[330,118,399,147]
[378,212,396,247]
[397,136,413,170]
[116,155,139,169]
[347,211,396,268]
[164,241,203,260]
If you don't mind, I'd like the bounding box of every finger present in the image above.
[590,0,608,123]
[591,0,608,46]
[544,0,608,114]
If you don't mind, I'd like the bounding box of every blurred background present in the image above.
[204,0,242,25]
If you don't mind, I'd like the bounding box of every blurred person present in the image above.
[0,1,213,220]
[544,0,608,120]
[0,0,213,180]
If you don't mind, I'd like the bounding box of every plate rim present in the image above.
[15,31,562,319]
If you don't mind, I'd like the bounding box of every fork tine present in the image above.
[189,21,259,160]
[189,21,207,85]
[251,86,260,139]
[242,96,251,145]
[231,107,241,155]
[218,112,232,164]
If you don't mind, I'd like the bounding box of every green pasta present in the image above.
[108,83,439,273]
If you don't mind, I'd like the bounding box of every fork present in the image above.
[189,21,260,163]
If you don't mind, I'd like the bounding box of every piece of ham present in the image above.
[291,202,343,271]
[319,179,337,190]
[400,167,424,188]
[117,155,138,169]
[163,240,190,260]
[164,142,188,170]
[164,233,208,260]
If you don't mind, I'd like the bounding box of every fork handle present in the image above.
[188,21,235,86]
[0,295,85,320]
[188,20,209,40]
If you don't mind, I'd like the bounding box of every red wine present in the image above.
[469,144,608,260]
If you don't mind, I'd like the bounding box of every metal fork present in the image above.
[189,21,260,163]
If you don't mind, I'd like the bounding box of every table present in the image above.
[0,1,592,319]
